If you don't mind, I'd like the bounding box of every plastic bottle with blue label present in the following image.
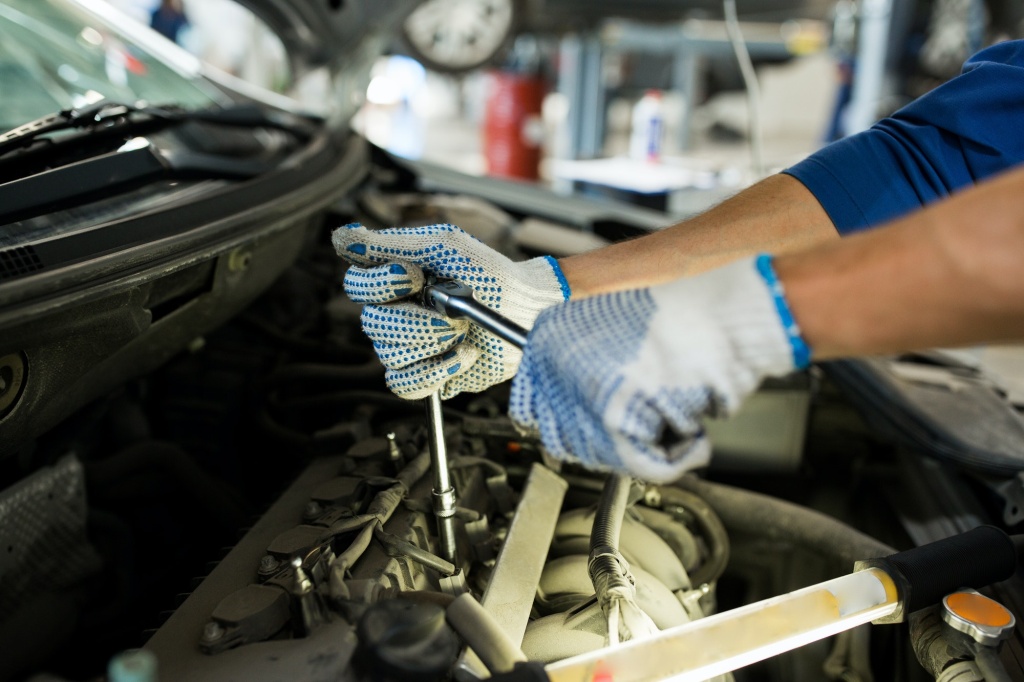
[629,89,665,163]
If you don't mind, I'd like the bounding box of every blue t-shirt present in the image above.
[785,40,1024,235]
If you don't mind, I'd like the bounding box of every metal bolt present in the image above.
[387,432,402,462]
[227,248,253,273]
[202,621,223,641]
[259,555,279,572]
[291,556,312,594]
[643,488,662,508]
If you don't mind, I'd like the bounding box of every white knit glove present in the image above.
[510,255,810,482]
[332,223,571,400]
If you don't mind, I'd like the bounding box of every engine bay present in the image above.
[4,168,1024,682]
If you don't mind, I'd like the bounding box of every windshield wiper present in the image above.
[0,100,318,159]
[0,101,323,224]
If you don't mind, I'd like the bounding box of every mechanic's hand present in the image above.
[332,223,570,400]
[509,255,810,482]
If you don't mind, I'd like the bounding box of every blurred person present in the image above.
[150,0,189,45]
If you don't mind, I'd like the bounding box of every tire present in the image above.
[400,0,519,73]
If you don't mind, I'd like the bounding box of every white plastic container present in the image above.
[629,90,665,163]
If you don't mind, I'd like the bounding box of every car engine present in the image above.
[4,156,1024,682]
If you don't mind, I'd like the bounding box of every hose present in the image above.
[675,476,895,567]
[591,474,630,554]
[446,593,528,674]
[397,590,456,609]
[913,606,1016,681]
[449,456,507,478]
[974,646,1014,682]
[589,475,658,645]
[329,452,431,600]
[372,522,456,576]
[561,473,724,586]
[652,486,730,586]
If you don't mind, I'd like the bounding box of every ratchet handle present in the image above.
[860,526,1018,616]
[423,279,529,348]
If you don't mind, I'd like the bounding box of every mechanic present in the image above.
[334,40,1024,481]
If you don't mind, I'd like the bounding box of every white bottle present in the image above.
[629,90,664,163]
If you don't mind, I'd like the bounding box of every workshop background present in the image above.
[100,0,1013,211]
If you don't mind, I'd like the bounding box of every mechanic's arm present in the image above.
[510,166,1024,482]
[331,174,837,400]
[780,164,1024,359]
[559,173,838,297]
[563,39,1024,298]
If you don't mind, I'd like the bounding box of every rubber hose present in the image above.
[446,593,527,674]
[591,474,631,553]
[655,486,730,586]
[449,456,507,478]
[589,475,632,590]
[330,452,430,599]
[373,522,456,576]
[398,590,456,609]
[974,646,1014,682]
[909,608,955,678]
[675,476,895,567]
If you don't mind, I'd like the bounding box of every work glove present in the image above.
[332,223,571,400]
[509,254,811,482]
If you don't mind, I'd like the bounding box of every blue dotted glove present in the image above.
[509,255,810,482]
[332,223,571,400]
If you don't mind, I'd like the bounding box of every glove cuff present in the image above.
[753,254,811,369]
[541,255,573,301]
[646,255,809,398]
[511,256,573,326]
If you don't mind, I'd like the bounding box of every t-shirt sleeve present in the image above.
[784,40,1024,235]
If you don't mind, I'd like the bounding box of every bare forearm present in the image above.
[776,166,1024,359]
[560,173,838,297]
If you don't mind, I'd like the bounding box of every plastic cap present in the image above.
[942,589,1015,645]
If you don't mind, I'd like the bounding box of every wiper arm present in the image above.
[0,101,181,158]
[0,100,318,159]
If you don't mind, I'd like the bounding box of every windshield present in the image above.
[0,0,223,131]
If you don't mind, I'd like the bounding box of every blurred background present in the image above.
[97,0,1024,213]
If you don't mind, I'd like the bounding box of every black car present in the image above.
[3,2,1024,681]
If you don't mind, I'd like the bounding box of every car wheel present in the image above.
[401,0,517,73]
